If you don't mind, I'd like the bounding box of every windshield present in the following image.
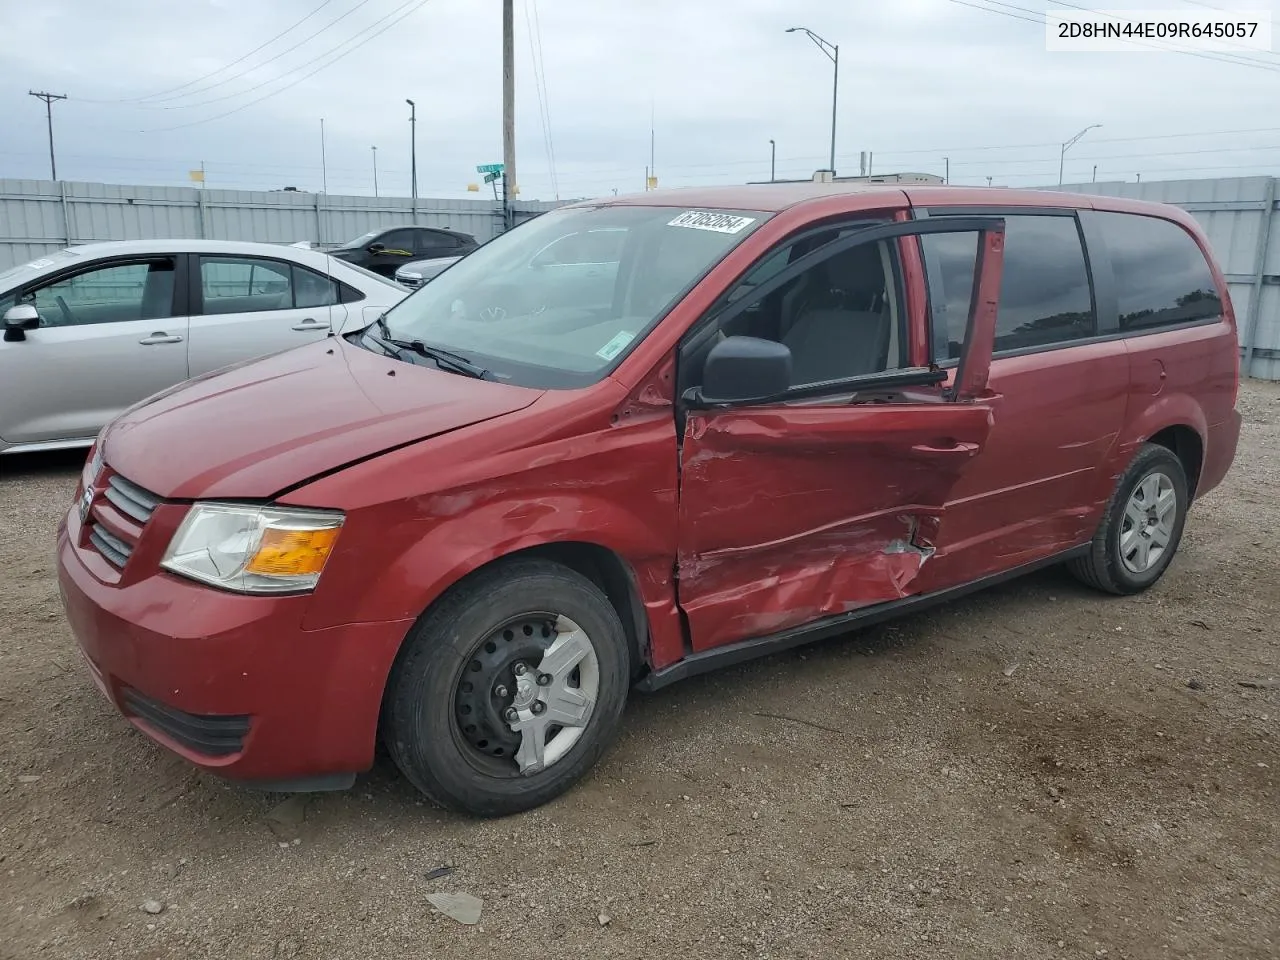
[0,248,82,290]
[336,231,379,251]
[373,205,769,388]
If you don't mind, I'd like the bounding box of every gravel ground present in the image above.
[0,381,1277,960]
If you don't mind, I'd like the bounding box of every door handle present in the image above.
[139,333,183,345]
[291,319,325,331]
[911,441,980,458]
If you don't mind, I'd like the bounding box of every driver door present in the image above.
[676,217,1006,651]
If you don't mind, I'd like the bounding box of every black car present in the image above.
[330,226,478,277]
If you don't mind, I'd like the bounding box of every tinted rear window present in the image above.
[1093,212,1222,331]
[921,213,1095,359]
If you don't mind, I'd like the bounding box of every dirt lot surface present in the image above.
[1,381,1277,960]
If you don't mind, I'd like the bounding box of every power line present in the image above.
[136,0,383,109]
[13,121,1280,184]
[945,0,1280,73]
[139,0,431,133]
[525,0,560,199]
[1044,0,1280,66]
[106,0,345,104]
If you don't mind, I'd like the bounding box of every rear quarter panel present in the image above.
[1101,204,1241,499]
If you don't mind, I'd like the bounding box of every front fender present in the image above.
[299,490,684,668]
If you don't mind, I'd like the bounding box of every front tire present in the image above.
[1068,443,1189,595]
[383,558,630,817]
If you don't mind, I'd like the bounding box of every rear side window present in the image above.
[921,214,1095,359]
[1093,212,1222,331]
[198,256,349,313]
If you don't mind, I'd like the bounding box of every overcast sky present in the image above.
[4,0,1280,200]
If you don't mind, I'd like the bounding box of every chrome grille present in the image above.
[103,474,160,524]
[87,472,162,570]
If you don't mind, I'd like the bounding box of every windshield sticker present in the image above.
[667,211,757,234]
[28,258,55,269]
[595,330,635,361]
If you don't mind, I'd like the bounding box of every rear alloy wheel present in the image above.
[384,559,629,817]
[1068,443,1189,595]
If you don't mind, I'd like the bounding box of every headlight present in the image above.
[83,442,104,488]
[161,503,343,594]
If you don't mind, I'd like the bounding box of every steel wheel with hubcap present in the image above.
[1069,442,1189,595]
[453,613,600,776]
[384,558,629,817]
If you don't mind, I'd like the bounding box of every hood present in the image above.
[101,338,543,499]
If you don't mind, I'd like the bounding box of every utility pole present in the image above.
[320,118,328,194]
[649,100,656,189]
[1092,164,1097,183]
[769,139,776,182]
[943,156,950,184]
[502,0,517,229]
[372,146,379,197]
[406,99,418,211]
[29,91,67,181]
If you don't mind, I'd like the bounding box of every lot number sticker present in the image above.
[596,330,635,361]
[667,211,757,234]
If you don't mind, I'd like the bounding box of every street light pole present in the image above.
[372,146,379,197]
[1058,123,1101,187]
[769,139,776,181]
[406,99,418,208]
[786,27,839,175]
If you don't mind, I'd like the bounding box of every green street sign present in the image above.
[483,171,500,183]
[476,163,504,175]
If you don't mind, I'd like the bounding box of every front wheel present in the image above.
[383,558,630,817]
[1068,443,1189,595]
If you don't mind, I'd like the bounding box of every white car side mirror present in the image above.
[3,303,39,342]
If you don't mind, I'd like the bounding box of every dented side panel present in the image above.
[916,341,1132,591]
[677,403,994,651]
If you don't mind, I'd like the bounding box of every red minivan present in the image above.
[56,184,1242,816]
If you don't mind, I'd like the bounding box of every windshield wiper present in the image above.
[371,314,488,379]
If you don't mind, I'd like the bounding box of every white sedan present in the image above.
[0,239,407,456]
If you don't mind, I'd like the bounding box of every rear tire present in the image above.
[383,558,629,817]
[1068,443,1188,595]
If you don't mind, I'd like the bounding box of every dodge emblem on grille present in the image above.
[79,484,94,523]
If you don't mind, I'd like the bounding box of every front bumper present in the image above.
[56,510,411,787]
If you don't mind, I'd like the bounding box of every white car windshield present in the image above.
[0,248,82,289]
[372,205,769,388]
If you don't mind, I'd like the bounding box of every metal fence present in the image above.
[1053,176,1280,381]
[0,178,565,272]
[4,175,1278,379]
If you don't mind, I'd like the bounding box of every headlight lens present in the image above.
[83,442,104,487]
[161,503,343,594]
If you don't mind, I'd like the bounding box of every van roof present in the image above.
[573,182,1190,222]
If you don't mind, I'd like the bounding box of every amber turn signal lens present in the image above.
[244,526,341,577]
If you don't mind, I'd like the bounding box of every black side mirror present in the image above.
[3,304,40,342]
[367,242,386,254]
[699,336,792,405]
